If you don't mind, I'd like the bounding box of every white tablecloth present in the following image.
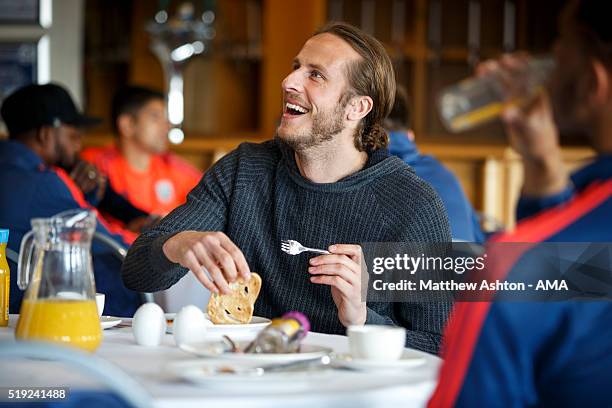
[0,315,441,408]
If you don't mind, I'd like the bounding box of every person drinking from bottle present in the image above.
[430,0,612,406]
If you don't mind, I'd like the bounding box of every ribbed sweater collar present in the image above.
[276,139,404,192]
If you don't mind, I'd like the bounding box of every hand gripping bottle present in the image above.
[438,57,555,132]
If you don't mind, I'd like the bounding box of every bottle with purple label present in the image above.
[245,311,310,354]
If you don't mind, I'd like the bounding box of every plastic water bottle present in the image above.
[245,311,310,354]
[438,57,556,132]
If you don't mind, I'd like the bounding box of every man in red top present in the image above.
[82,86,202,217]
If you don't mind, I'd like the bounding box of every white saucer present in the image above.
[100,316,122,329]
[165,313,270,334]
[332,350,426,371]
[179,340,332,364]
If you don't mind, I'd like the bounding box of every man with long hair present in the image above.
[122,22,451,354]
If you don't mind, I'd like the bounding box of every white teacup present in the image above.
[95,293,105,317]
[347,325,406,361]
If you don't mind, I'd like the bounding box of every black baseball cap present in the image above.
[0,83,101,135]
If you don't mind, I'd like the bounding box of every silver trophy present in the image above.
[146,2,215,144]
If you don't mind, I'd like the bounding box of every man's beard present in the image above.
[277,103,345,152]
[54,141,77,171]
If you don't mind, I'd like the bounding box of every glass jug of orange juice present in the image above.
[16,209,101,352]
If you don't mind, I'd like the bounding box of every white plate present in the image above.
[100,316,122,330]
[332,350,426,371]
[165,313,271,334]
[168,359,334,391]
[179,340,333,363]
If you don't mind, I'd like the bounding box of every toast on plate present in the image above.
[207,272,261,324]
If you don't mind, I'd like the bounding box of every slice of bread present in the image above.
[207,273,262,324]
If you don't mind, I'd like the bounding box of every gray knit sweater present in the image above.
[122,139,451,354]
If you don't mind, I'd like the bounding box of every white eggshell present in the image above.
[132,303,166,346]
[173,305,208,346]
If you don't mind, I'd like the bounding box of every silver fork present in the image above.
[281,239,330,255]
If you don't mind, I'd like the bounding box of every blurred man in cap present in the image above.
[0,83,141,317]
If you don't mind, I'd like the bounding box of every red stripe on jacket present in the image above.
[428,179,612,408]
[52,167,137,244]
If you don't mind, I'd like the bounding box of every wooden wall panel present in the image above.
[128,0,164,89]
[183,58,259,134]
[441,160,481,208]
[260,0,326,138]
